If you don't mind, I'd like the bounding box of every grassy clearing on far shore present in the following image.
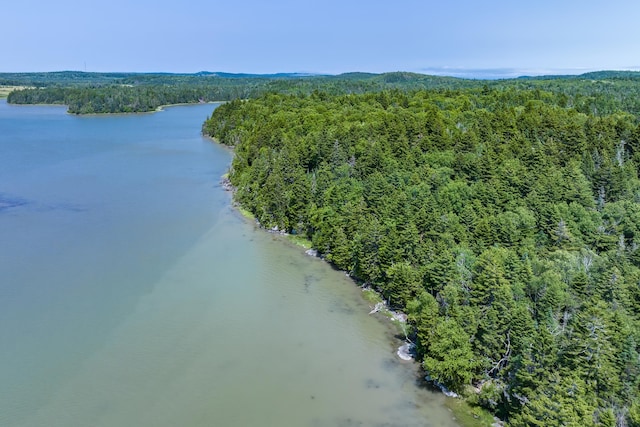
[0,86,30,98]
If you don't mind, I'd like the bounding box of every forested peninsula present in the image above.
[203,87,640,426]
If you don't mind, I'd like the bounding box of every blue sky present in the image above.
[3,0,639,77]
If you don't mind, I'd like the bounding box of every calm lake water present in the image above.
[0,100,458,427]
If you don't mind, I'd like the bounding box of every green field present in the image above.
[0,86,27,98]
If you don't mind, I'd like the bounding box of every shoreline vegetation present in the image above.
[72,101,225,116]
[220,174,411,344]
[204,87,640,427]
[219,157,498,427]
[154,101,223,112]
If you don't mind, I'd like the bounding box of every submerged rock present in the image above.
[397,342,416,361]
[425,374,460,398]
[220,177,233,191]
[390,310,408,323]
[267,225,287,235]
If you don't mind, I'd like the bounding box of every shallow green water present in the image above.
[0,100,458,427]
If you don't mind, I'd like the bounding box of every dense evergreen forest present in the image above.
[203,88,640,426]
[6,70,640,116]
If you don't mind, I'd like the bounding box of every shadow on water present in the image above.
[0,193,29,211]
[0,192,88,214]
[365,378,384,389]
[327,299,357,315]
[303,274,320,292]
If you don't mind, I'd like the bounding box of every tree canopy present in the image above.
[204,87,640,426]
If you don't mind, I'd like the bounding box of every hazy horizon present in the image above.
[3,1,639,77]
[3,67,640,81]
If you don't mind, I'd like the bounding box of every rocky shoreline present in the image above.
[218,174,509,427]
[220,174,415,361]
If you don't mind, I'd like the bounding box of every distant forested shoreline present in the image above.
[5,70,640,115]
[204,86,640,426]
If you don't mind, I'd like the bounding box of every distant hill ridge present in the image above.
[2,69,640,87]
